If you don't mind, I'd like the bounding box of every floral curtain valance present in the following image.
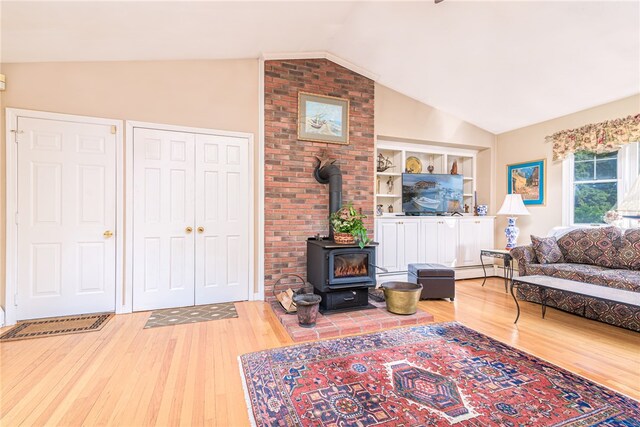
[546,113,640,161]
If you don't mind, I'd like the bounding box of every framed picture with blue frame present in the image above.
[507,159,546,205]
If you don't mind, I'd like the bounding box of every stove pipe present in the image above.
[314,163,342,238]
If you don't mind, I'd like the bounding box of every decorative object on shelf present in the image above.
[450,160,458,175]
[427,164,435,174]
[507,159,545,205]
[387,176,394,194]
[617,175,640,219]
[388,204,394,213]
[329,203,371,248]
[497,194,530,250]
[405,156,422,174]
[476,204,488,216]
[298,92,349,145]
[464,204,470,214]
[546,113,640,161]
[376,176,381,194]
[376,204,384,216]
[377,153,394,172]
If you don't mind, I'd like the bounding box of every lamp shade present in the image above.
[497,194,530,216]
[618,175,640,219]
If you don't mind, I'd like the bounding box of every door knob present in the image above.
[185,227,193,234]
[197,227,205,233]
[103,230,113,238]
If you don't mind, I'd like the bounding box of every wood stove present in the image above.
[307,238,377,313]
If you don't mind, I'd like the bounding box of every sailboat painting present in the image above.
[298,92,350,145]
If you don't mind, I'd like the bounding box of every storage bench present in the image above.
[408,263,455,301]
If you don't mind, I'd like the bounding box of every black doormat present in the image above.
[144,302,238,328]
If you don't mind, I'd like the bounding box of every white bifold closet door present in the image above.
[16,117,117,320]
[132,128,249,311]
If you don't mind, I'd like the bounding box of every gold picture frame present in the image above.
[297,92,350,145]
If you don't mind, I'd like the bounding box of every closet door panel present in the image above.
[132,128,195,311]
[195,134,249,304]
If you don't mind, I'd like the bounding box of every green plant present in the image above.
[329,204,371,249]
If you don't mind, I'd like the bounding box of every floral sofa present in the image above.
[511,227,640,331]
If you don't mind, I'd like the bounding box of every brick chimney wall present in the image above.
[264,59,375,299]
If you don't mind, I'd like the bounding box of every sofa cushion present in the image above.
[531,235,565,264]
[617,228,640,270]
[526,263,640,292]
[557,227,622,268]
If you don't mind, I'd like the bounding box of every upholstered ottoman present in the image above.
[408,263,455,301]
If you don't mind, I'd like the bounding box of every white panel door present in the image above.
[16,117,116,320]
[194,134,249,304]
[132,128,196,311]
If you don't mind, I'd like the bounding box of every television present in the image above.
[402,173,464,215]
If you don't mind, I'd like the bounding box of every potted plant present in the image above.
[329,204,371,248]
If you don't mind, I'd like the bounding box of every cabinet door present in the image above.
[477,219,495,252]
[420,219,440,263]
[377,220,401,273]
[458,219,480,266]
[437,219,459,267]
[402,220,421,268]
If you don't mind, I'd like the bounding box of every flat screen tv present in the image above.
[402,173,464,214]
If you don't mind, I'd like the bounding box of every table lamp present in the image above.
[497,194,530,250]
[617,175,640,220]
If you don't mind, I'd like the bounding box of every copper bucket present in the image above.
[382,281,423,315]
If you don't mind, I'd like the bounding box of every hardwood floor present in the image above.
[1,277,638,426]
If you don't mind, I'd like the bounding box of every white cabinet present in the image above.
[375,216,494,273]
[376,218,421,273]
[458,218,495,266]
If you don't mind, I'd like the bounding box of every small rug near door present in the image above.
[0,313,113,342]
[239,322,639,426]
[144,302,238,328]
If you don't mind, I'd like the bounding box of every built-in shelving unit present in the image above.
[375,140,477,216]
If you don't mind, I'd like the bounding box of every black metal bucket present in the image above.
[293,294,322,328]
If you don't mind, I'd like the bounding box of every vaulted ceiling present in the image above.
[2,1,639,133]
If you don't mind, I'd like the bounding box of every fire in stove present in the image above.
[334,253,369,278]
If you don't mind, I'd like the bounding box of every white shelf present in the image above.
[377,172,402,176]
[376,193,401,198]
[463,177,474,181]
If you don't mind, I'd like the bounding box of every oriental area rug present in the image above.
[239,322,639,426]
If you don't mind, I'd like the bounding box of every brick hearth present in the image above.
[271,302,435,342]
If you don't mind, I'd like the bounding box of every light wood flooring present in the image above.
[1,277,638,426]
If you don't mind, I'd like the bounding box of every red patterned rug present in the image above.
[239,322,639,426]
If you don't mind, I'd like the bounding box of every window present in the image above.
[563,143,639,225]
[573,151,619,224]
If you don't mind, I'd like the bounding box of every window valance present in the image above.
[546,113,640,161]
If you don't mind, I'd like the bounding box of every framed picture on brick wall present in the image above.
[298,92,349,145]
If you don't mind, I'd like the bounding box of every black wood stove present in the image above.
[307,239,378,313]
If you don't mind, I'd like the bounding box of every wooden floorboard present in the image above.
[1,277,638,426]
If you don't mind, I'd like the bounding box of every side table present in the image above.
[480,249,514,293]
